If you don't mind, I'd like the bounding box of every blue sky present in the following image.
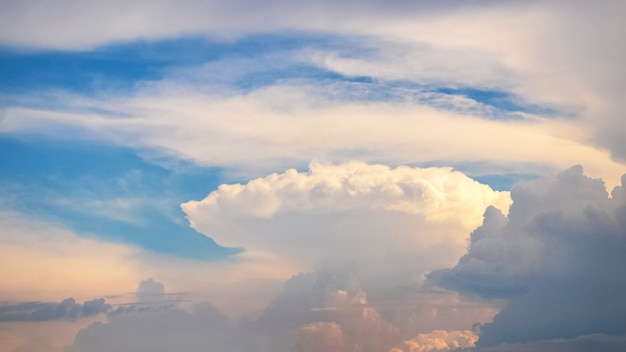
[0,34,346,94]
[0,135,236,260]
[0,31,557,114]
[1,1,626,352]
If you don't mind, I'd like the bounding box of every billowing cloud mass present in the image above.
[182,161,511,294]
[430,166,626,348]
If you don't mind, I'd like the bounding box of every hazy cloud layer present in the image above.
[68,276,483,352]
[430,166,626,347]
[0,298,109,322]
[0,1,536,50]
[472,334,626,352]
[69,303,234,352]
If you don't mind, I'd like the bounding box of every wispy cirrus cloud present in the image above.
[2,80,624,188]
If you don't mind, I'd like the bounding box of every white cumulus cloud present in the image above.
[182,161,511,295]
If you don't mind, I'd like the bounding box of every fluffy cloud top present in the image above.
[183,161,511,228]
[182,161,511,294]
[390,329,478,352]
[430,166,626,347]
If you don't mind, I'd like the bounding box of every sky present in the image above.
[1,1,625,351]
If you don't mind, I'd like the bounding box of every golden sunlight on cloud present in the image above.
[390,329,478,352]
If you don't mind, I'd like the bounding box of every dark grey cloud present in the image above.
[471,334,626,352]
[0,298,109,322]
[429,166,626,348]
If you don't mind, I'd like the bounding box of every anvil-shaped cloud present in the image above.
[182,161,511,296]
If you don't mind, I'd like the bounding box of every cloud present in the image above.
[136,278,165,303]
[2,79,624,188]
[471,334,626,352]
[390,329,478,352]
[66,278,246,352]
[67,273,394,352]
[3,1,626,177]
[182,161,511,297]
[0,298,109,322]
[63,163,501,350]
[66,273,490,352]
[0,318,106,352]
[296,322,347,352]
[69,303,234,352]
[0,1,528,50]
[307,41,514,90]
[2,2,626,350]
[299,1,626,162]
[429,166,626,347]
